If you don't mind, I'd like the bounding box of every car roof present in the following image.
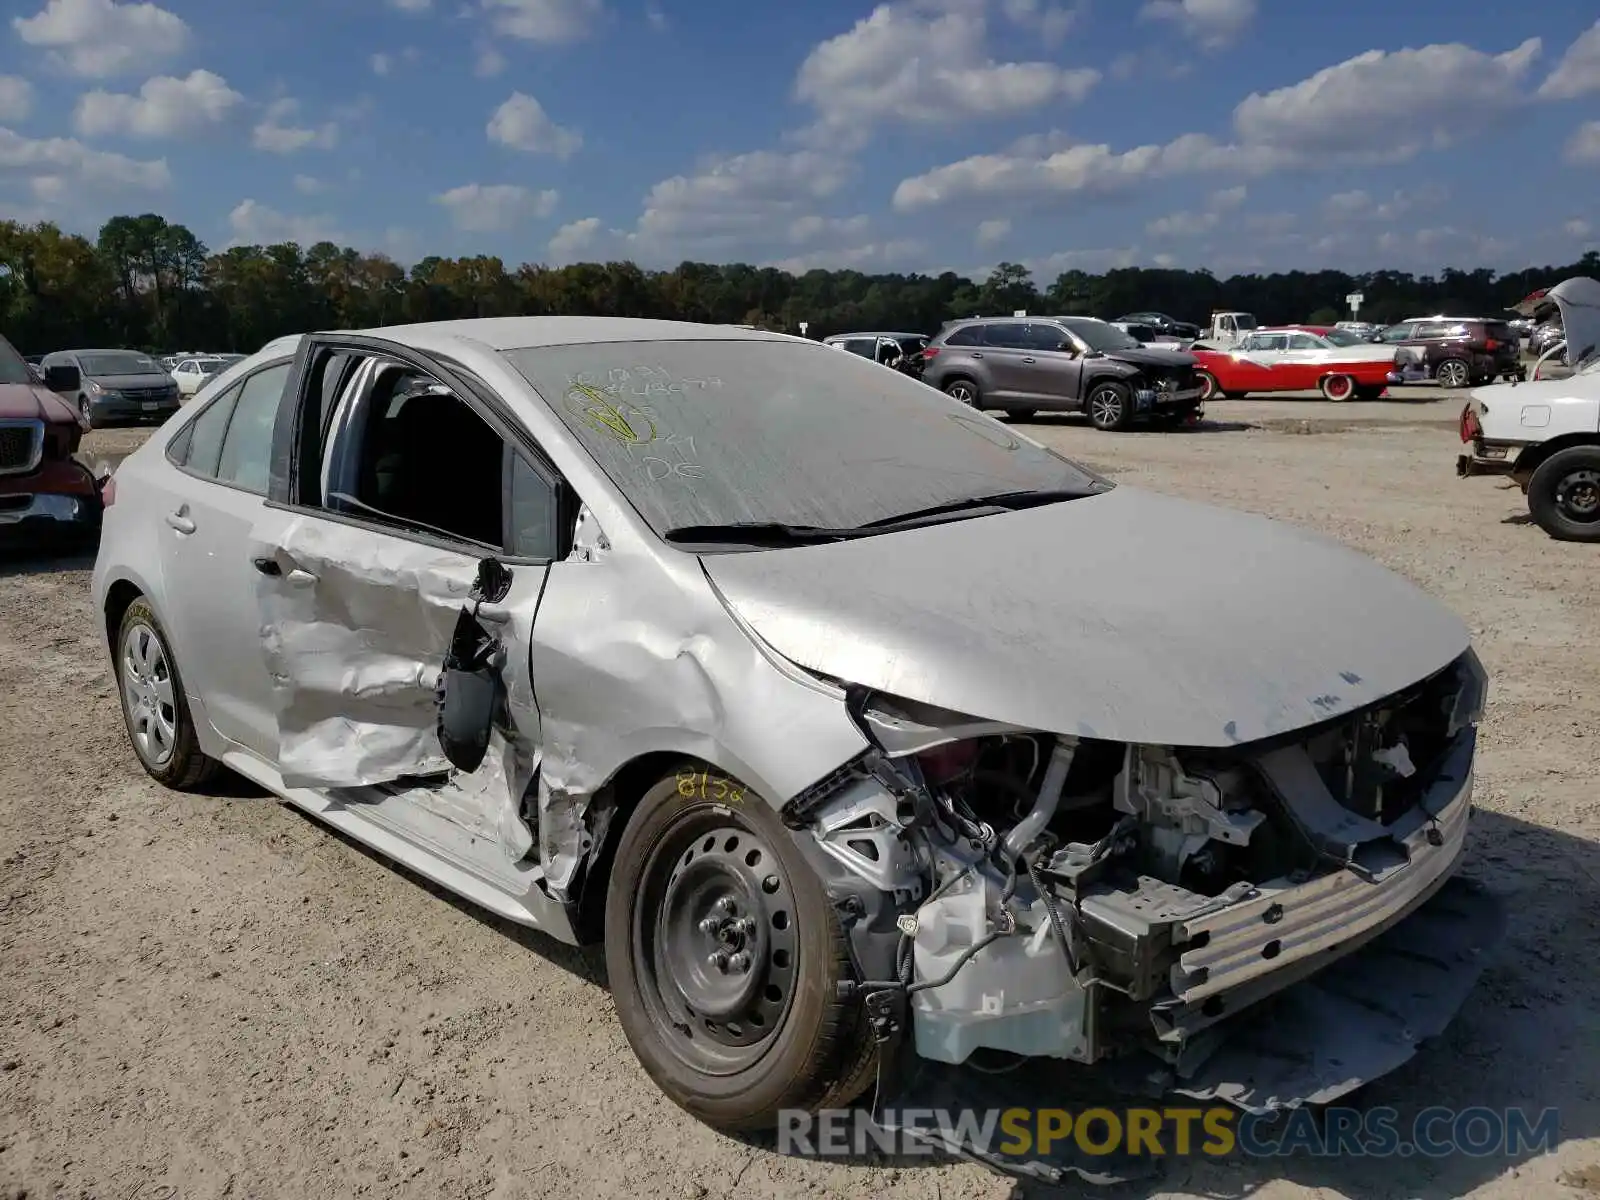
[826,331,926,340]
[347,316,803,353]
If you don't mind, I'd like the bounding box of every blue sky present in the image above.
[1,0,1598,279]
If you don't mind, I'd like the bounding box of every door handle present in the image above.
[165,509,195,534]
[1021,356,1037,363]
[970,352,984,358]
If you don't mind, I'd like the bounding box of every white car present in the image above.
[91,317,1498,1181]
[1457,276,1600,541]
[171,356,229,398]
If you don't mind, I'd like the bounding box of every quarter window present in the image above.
[177,383,242,477]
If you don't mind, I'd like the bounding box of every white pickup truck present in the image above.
[1456,276,1600,541]
[1189,310,1260,350]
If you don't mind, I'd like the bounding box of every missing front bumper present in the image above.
[871,873,1504,1185]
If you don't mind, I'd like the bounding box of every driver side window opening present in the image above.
[312,352,568,560]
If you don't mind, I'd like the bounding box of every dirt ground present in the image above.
[3,388,1599,1200]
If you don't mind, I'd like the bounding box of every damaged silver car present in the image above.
[91,319,1502,1183]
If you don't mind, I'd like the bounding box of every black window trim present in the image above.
[163,356,295,498]
[269,335,575,565]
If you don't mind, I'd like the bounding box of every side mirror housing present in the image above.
[44,364,81,393]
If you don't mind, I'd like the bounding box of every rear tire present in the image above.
[1527,447,1600,542]
[1086,380,1134,431]
[1354,385,1384,402]
[604,772,876,1132]
[942,378,981,409]
[1319,373,1356,401]
[114,598,220,789]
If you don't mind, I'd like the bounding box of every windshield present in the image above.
[506,340,1108,537]
[0,337,31,385]
[1323,329,1364,347]
[1061,319,1141,352]
[80,351,162,376]
[1232,314,1258,331]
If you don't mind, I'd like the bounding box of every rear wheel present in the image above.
[1319,373,1355,401]
[1086,380,1134,431]
[942,378,980,408]
[1527,447,1600,542]
[604,773,875,1131]
[1354,385,1384,402]
[115,598,220,789]
[1435,358,1471,389]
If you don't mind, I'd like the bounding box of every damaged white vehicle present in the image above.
[92,319,1501,1184]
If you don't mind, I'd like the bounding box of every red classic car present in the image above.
[1192,326,1402,401]
[0,335,103,549]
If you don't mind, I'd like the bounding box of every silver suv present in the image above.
[920,316,1203,430]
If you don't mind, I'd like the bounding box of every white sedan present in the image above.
[171,356,229,399]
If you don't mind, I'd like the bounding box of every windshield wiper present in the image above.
[663,521,868,547]
[856,487,1098,529]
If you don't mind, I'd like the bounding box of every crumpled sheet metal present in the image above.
[261,514,541,865]
[528,507,870,901]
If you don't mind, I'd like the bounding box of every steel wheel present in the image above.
[634,810,800,1075]
[121,621,178,767]
[943,379,978,407]
[1320,373,1355,401]
[1436,359,1470,389]
[1554,467,1600,525]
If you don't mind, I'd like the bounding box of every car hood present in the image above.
[1547,276,1600,367]
[90,373,173,390]
[0,382,79,424]
[1101,346,1198,370]
[701,487,1470,748]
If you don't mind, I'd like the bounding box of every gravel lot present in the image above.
[3,388,1599,1200]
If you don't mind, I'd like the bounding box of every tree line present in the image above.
[1,213,1593,355]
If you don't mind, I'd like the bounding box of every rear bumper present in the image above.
[1457,452,1516,478]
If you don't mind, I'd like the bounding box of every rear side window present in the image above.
[982,323,1030,349]
[217,362,292,493]
[943,326,981,347]
[177,383,242,477]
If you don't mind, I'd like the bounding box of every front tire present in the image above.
[1435,358,1470,390]
[1086,380,1134,431]
[604,773,875,1132]
[115,598,220,789]
[1527,447,1600,542]
[78,393,98,430]
[1195,370,1219,402]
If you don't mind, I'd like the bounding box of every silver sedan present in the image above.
[91,318,1499,1182]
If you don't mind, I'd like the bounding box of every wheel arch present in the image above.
[103,576,148,656]
[1514,433,1600,487]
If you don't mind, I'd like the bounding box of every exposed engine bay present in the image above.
[784,648,1494,1146]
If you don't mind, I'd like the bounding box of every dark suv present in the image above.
[1373,318,1523,388]
[1113,311,1201,340]
[920,316,1203,430]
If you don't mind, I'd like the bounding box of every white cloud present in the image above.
[1566,119,1600,164]
[73,70,243,138]
[548,215,601,259]
[252,98,338,154]
[793,1,1098,148]
[894,38,1543,211]
[975,217,1011,247]
[1000,0,1077,46]
[482,0,603,43]
[1321,185,1445,222]
[1233,39,1540,158]
[486,91,581,157]
[645,1,666,31]
[769,238,927,275]
[1140,0,1257,49]
[0,126,169,194]
[0,76,33,122]
[227,198,346,247]
[388,0,430,9]
[1565,218,1593,238]
[789,213,869,243]
[434,183,558,232]
[371,52,391,76]
[1539,20,1600,99]
[13,0,188,79]
[292,173,326,195]
[475,45,507,76]
[631,149,850,251]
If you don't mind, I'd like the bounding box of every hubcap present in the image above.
[946,383,975,406]
[1090,389,1123,426]
[1440,362,1468,388]
[121,622,178,766]
[637,813,799,1073]
[1556,469,1600,523]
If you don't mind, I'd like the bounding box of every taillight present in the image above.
[1459,402,1481,444]
[1483,338,1499,351]
[98,473,116,506]
[921,346,940,359]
